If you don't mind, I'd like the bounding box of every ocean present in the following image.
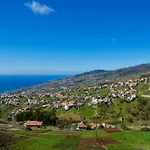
[0,75,68,93]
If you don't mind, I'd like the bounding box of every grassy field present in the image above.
[8,129,150,150]
[56,105,95,119]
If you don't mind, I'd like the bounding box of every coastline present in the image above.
[0,75,69,94]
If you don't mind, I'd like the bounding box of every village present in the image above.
[23,120,119,131]
[0,76,150,122]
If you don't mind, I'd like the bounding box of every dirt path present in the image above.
[103,128,121,133]
[78,137,120,149]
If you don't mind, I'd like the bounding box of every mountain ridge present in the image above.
[7,63,150,94]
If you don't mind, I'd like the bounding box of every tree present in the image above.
[16,108,58,126]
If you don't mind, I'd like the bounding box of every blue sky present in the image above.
[0,0,150,74]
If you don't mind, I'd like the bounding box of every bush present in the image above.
[57,119,73,129]
[0,131,11,149]
[126,116,133,123]
[140,127,150,132]
[120,123,130,131]
[16,108,58,126]
[87,125,91,130]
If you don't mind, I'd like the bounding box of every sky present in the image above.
[0,0,150,74]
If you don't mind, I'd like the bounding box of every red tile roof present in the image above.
[26,121,43,126]
[78,122,87,128]
[89,123,96,129]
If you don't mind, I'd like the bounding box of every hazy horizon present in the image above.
[0,62,150,75]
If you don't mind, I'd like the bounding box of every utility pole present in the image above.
[95,110,99,143]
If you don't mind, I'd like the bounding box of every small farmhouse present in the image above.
[76,121,87,130]
[25,121,43,128]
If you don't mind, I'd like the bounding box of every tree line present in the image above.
[16,108,58,126]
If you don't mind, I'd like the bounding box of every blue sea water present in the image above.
[0,75,68,93]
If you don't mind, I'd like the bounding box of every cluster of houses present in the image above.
[0,94,20,106]
[23,120,117,131]
[0,77,150,119]
[76,121,117,130]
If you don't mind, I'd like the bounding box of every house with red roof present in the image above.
[89,123,102,130]
[76,121,87,130]
[25,121,43,128]
[89,123,97,130]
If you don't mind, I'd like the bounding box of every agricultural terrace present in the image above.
[8,129,150,150]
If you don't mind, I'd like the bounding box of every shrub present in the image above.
[86,125,91,130]
[126,116,133,123]
[0,131,11,149]
[140,127,150,132]
[16,108,58,126]
[120,123,130,131]
[57,119,73,129]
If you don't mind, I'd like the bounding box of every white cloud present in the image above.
[112,38,116,42]
[24,1,54,15]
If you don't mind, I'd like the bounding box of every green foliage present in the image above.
[9,135,65,150]
[105,120,121,125]
[80,130,109,138]
[140,127,150,132]
[42,95,53,103]
[108,132,150,150]
[9,130,150,150]
[120,123,130,131]
[126,116,133,123]
[0,131,12,149]
[98,88,110,98]
[136,83,150,95]
[96,102,109,121]
[53,135,80,149]
[0,104,13,120]
[55,94,150,123]
[16,108,58,126]
[144,100,150,112]
[57,111,81,129]
[20,97,27,104]
[65,105,95,119]
[96,96,150,123]
[78,105,95,119]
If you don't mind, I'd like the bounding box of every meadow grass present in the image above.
[10,135,66,150]
[79,130,109,138]
[56,105,95,119]
[108,131,150,150]
[9,129,150,150]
